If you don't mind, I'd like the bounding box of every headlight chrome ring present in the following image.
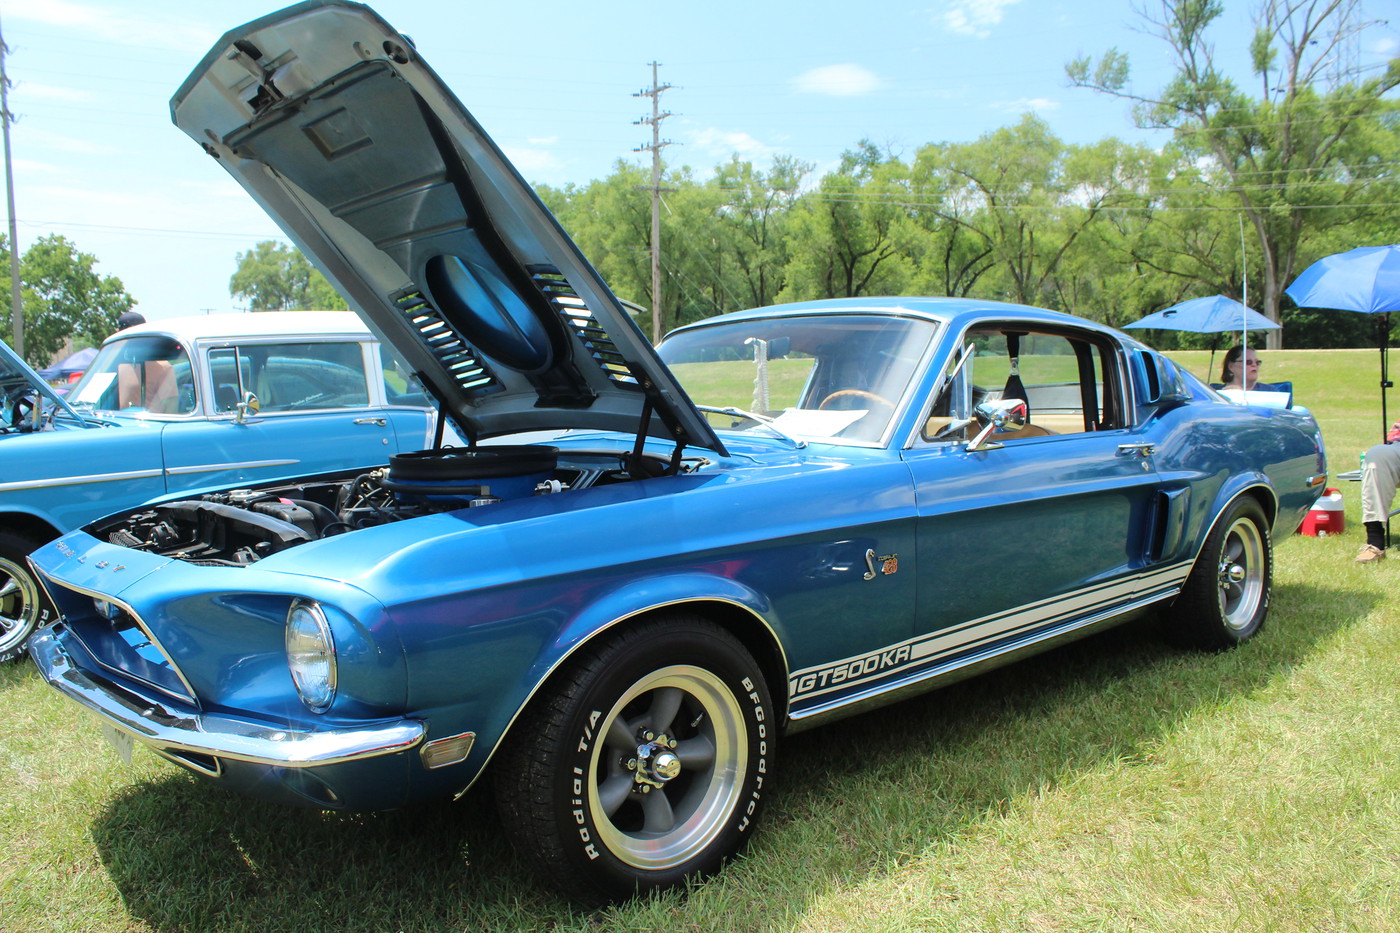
[286,599,337,713]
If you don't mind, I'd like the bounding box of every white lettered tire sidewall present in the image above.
[531,619,773,900]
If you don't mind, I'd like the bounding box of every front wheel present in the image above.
[0,531,50,663]
[496,615,774,903]
[1163,498,1272,650]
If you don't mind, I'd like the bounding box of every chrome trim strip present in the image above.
[29,629,424,767]
[0,459,301,493]
[0,468,165,493]
[163,458,300,476]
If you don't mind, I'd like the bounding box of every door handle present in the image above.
[1116,442,1155,458]
[354,417,387,426]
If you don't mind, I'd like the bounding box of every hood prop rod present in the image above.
[626,397,684,479]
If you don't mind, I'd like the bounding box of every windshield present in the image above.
[69,335,197,415]
[657,314,939,445]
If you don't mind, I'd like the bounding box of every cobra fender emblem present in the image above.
[863,549,899,581]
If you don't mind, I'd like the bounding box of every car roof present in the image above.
[666,297,1094,336]
[106,311,372,345]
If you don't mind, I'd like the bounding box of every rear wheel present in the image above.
[0,531,50,663]
[496,615,774,903]
[1164,498,1271,650]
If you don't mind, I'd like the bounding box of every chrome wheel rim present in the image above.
[1217,517,1266,632]
[587,665,747,870]
[0,554,40,656]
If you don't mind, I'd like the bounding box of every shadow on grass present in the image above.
[87,579,1368,932]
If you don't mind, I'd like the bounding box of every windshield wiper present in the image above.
[695,405,806,449]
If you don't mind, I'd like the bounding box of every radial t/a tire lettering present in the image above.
[496,615,774,904]
[1163,497,1272,650]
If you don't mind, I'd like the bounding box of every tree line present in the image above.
[6,0,1394,364]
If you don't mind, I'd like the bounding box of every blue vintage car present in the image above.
[0,311,441,662]
[28,1,1327,904]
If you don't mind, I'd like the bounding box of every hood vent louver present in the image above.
[393,289,503,397]
[529,266,637,387]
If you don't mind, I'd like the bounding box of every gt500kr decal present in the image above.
[787,560,1191,702]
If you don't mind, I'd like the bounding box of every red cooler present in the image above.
[1298,488,1345,536]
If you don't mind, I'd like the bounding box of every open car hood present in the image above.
[172,1,723,455]
[0,337,90,431]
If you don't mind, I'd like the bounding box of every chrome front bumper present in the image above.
[29,628,425,768]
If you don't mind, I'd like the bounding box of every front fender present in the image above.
[424,569,788,792]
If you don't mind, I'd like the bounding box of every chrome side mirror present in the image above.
[234,391,260,424]
[967,397,1028,451]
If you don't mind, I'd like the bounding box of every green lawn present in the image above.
[2,349,1396,932]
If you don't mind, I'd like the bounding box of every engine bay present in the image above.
[96,445,696,566]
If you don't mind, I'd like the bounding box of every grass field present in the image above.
[2,349,1396,932]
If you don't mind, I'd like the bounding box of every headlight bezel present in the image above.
[286,598,338,713]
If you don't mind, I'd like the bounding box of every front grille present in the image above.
[64,599,197,707]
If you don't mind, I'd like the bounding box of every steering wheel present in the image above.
[818,389,895,412]
[9,394,35,430]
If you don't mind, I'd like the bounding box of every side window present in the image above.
[923,325,1123,441]
[75,336,197,415]
[379,344,430,407]
[251,342,370,412]
[208,348,252,413]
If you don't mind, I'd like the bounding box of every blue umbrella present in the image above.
[1124,295,1279,382]
[1286,245,1400,314]
[1286,244,1400,439]
[1123,294,1281,335]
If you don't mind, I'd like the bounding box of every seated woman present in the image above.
[1219,346,1276,392]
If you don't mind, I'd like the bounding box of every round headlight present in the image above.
[286,600,337,712]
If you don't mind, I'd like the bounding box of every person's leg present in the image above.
[1357,443,1400,562]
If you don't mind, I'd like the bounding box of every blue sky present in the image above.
[1,0,1396,326]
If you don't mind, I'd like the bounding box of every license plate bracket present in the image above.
[100,721,134,766]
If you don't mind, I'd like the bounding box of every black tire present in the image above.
[0,530,51,663]
[1163,497,1272,650]
[496,615,774,903]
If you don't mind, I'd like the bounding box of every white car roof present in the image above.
[107,311,372,345]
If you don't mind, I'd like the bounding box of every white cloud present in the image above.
[940,0,1023,38]
[15,82,93,104]
[689,127,775,161]
[502,146,561,176]
[991,97,1061,114]
[792,64,882,97]
[16,127,116,157]
[10,0,216,52]
[528,136,559,146]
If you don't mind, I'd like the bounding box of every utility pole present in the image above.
[0,14,22,358]
[633,62,673,345]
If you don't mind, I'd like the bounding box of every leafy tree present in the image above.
[229,241,346,311]
[542,163,658,333]
[780,141,912,301]
[1067,0,1400,346]
[903,117,1158,317]
[0,235,134,367]
[706,155,809,309]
